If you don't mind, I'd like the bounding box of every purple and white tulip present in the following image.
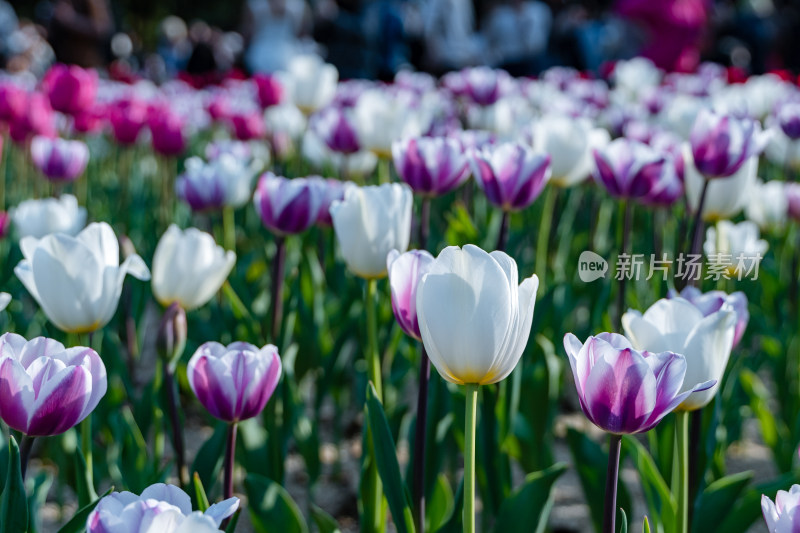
[187,341,282,423]
[763,485,800,533]
[689,109,768,178]
[308,176,345,227]
[786,183,800,221]
[563,332,712,434]
[87,483,239,533]
[314,106,360,154]
[392,137,471,197]
[30,136,89,182]
[176,155,256,211]
[778,102,800,140]
[469,143,551,211]
[669,286,749,348]
[0,333,106,436]
[387,249,435,341]
[592,138,673,201]
[253,173,322,236]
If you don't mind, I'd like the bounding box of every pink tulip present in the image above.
[187,341,281,423]
[229,112,266,141]
[387,249,435,341]
[30,135,90,182]
[0,82,27,123]
[42,64,98,116]
[149,108,186,156]
[0,333,106,436]
[0,211,9,239]
[9,93,55,145]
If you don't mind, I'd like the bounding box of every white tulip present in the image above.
[622,298,736,410]
[264,103,307,141]
[0,293,9,312]
[416,245,539,385]
[745,179,788,231]
[176,154,258,209]
[658,95,708,140]
[151,225,236,311]
[704,220,768,271]
[613,57,662,101]
[282,55,338,113]
[301,130,378,179]
[353,89,432,158]
[764,127,800,170]
[10,194,87,239]
[684,148,757,222]
[14,222,150,333]
[330,183,412,279]
[529,114,610,187]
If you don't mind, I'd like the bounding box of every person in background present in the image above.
[484,0,552,76]
[47,0,112,67]
[615,0,710,72]
[242,0,308,73]
[423,0,485,74]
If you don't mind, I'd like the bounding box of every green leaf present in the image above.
[57,487,113,533]
[427,475,454,532]
[643,517,651,533]
[717,472,800,533]
[73,442,95,508]
[310,504,341,533]
[492,462,567,533]
[26,471,53,533]
[365,383,415,533]
[225,509,241,533]
[244,473,308,533]
[618,508,628,533]
[193,472,210,512]
[0,436,27,533]
[691,471,753,533]
[435,478,463,533]
[191,423,227,500]
[622,436,676,533]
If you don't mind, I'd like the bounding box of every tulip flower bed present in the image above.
[0,57,799,533]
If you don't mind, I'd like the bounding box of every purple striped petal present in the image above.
[27,364,91,436]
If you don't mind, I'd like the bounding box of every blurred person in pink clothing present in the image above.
[615,0,710,72]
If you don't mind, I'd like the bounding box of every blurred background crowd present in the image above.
[0,0,799,84]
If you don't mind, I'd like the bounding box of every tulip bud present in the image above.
[157,302,187,370]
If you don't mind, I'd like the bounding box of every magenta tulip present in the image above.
[469,143,551,211]
[42,63,98,116]
[786,183,800,221]
[187,341,281,423]
[0,211,9,239]
[108,97,148,146]
[0,82,26,123]
[387,249,435,341]
[563,332,713,434]
[229,112,266,141]
[254,173,322,235]
[254,73,284,108]
[668,286,749,348]
[30,136,89,182]
[149,109,186,156]
[0,333,106,437]
[690,109,768,178]
[392,137,471,197]
[10,93,55,145]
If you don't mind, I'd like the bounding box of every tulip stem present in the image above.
[164,361,187,488]
[270,236,287,344]
[224,422,238,501]
[686,179,710,288]
[496,210,510,252]
[419,197,431,251]
[413,344,431,533]
[535,186,557,283]
[676,410,690,533]
[80,415,97,501]
[603,433,622,533]
[378,158,391,184]
[463,383,479,533]
[223,206,236,251]
[366,278,382,400]
[616,201,633,331]
[19,435,34,481]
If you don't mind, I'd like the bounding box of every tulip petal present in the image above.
[205,497,240,526]
[678,309,736,410]
[140,484,192,515]
[76,222,120,268]
[0,358,34,433]
[27,364,91,436]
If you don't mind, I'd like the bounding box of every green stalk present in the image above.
[223,206,236,251]
[378,158,391,185]
[463,383,479,533]
[366,279,382,400]
[535,187,557,283]
[676,410,689,533]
